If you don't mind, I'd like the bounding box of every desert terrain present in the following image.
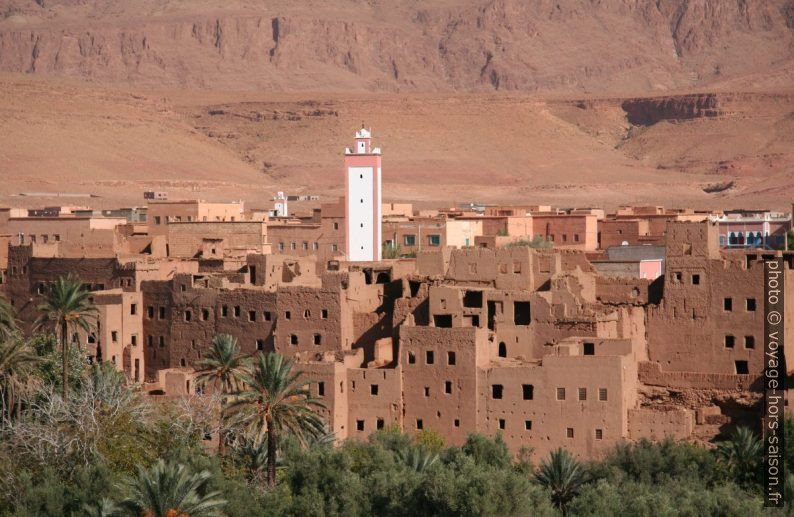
[0,0,792,210]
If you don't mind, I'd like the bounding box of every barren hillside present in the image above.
[0,0,792,94]
[0,74,271,208]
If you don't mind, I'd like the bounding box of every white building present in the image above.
[344,127,382,261]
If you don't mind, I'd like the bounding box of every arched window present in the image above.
[729,232,737,245]
[755,232,763,247]
[746,232,754,246]
[738,233,745,245]
[498,342,507,358]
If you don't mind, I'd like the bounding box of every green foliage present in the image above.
[117,459,227,517]
[459,432,511,469]
[716,426,763,487]
[382,243,402,259]
[597,437,722,486]
[496,228,509,236]
[506,234,554,249]
[0,293,17,340]
[0,332,40,420]
[535,448,588,514]
[568,478,765,516]
[414,428,445,454]
[35,274,98,401]
[226,352,325,486]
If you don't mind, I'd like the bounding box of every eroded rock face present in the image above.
[0,0,791,92]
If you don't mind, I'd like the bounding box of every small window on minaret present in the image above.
[360,174,363,179]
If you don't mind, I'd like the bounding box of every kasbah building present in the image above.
[1,127,793,463]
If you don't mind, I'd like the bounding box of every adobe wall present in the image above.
[346,367,403,438]
[483,352,635,460]
[166,221,267,258]
[300,360,350,441]
[628,408,694,441]
[399,326,489,443]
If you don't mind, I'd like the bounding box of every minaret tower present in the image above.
[344,126,382,261]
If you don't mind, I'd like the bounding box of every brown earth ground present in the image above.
[1,74,792,212]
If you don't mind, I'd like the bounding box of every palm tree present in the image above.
[716,426,762,485]
[35,275,97,401]
[195,334,249,456]
[535,448,588,515]
[117,459,226,517]
[0,293,17,340]
[399,445,439,473]
[0,333,41,420]
[227,352,326,487]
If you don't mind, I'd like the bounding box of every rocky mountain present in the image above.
[0,0,792,94]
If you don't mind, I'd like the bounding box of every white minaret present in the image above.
[344,127,382,261]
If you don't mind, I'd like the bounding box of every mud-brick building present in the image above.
[647,221,794,376]
[139,254,391,379]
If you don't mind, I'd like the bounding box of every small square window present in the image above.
[147,306,154,318]
[285,311,291,320]
[454,419,460,427]
[745,336,755,349]
[424,387,430,397]
[318,382,325,396]
[356,420,365,431]
[692,274,700,285]
[426,351,434,364]
[525,420,532,430]
[256,339,265,351]
[598,388,608,401]
[566,427,574,438]
[314,334,322,345]
[130,303,137,315]
[725,335,735,348]
[492,384,503,399]
[595,429,603,440]
[445,381,453,394]
[249,310,257,322]
[184,310,192,322]
[723,298,732,311]
[111,331,118,342]
[556,387,566,401]
[234,306,241,317]
[735,360,749,374]
[498,418,506,430]
[221,305,228,317]
[304,309,311,318]
[202,309,209,321]
[583,342,595,356]
[264,311,272,321]
[408,352,416,364]
[131,335,137,346]
[159,336,165,347]
[578,388,587,401]
[159,307,166,319]
[447,351,456,365]
[371,384,379,395]
[290,334,298,345]
[416,419,423,430]
[674,272,682,282]
[746,298,756,311]
[377,418,384,430]
[321,309,328,319]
